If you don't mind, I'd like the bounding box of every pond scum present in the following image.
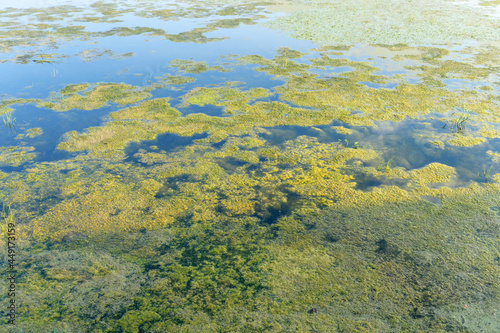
[0,1,500,332]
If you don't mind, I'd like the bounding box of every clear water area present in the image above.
[0,1,499,332]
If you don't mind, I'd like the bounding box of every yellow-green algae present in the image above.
[51,47,500,164]
[0,98,38,115]
[487,150,500,162]
[169,59,230,74]
[393,46,450,63]
[0,146,36,167]
[15,127,43,140]
[57,98,180,159]
[331,125,352,135]
[38,82,152,111]
[180,85,271,114]
[0,2,269,62]
[447,134,487,147]
[60,83,90,96]
[266,0,500,44]
[40,131,479,244]
[1,138,499,331]
[409,162,456,188]
[159,74,196,85]
[479,125,500,139]
[480,0,500,6]
[1,43,499,329]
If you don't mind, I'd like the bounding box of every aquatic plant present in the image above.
[2,111,16,132]
[444,109,471,134]
[384,157,394,173]
[479,164,495,183]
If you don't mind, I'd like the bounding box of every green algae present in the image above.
[164,28,228,43]
[159,74,196,86]
[38,83,152,111]
[480,0,500,6]
[487,150,500,163]
[447,134,487,147]
[74,15,123,23]
[110,98,180,121]
[30,132,380,240]
[16,127,43,140]
[266,0,500,45]
[207,17,258,29]
[479,126,500,139]
[90,0,134,17]
[393,46,450,63]
[0,146,36,167]
[1,84,499,331]
[407,60,494,81]
[51,47,500,167]
[169,59,229,74]
[0,1,270,63]
[264,184,500,331]
[0,98,38,115]
[409,162,456,187]
[429,140,446,149]
[331,126,352,135]
[60,83,90,96]
[137,8,178,20]
[2,145,499,331]
[57,98,180,158]
[180,86,271,114]
[100,26,165,38]
[472,45,500,66]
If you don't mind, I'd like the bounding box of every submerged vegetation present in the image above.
[0,0,499,332]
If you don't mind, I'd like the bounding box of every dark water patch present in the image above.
[352,171,385,191]
[211,138,228,149]
[256,189,302,226]
[375,238,401,258]
[258,125,324,145]
[123,131,209,163]
[155,173,197,198]
[151,131,208,151]
[216,156,252,171]
[180,103,225,116]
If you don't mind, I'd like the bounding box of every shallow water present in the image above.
[0,1,499,332]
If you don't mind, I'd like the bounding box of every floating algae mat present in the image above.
[0,0,500,331]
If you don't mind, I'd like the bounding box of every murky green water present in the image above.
[0,1,499,332]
